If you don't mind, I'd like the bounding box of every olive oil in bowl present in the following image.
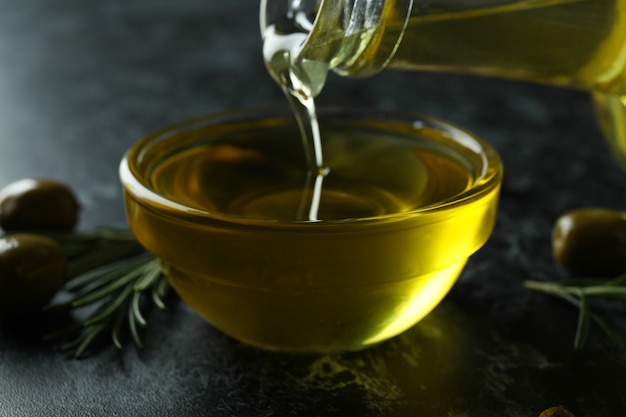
[120,107,502,352]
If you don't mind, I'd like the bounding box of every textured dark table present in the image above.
[1,1,626,416]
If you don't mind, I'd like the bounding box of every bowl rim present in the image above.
[119,104,503,228]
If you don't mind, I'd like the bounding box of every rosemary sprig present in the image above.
[524,272,626,351]
[38,228,171,358]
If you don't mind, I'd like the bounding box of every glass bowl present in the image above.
[119,106,503,352]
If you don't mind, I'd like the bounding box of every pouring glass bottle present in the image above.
[261,0,626,165]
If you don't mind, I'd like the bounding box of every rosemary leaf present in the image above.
[574,290,591,351]
[70,261,147,307]
[66,253,152,291]
[74,323,109,358]
[128,301,144,350]
[151,278,167,310]
[131,291,147,327]
[83,284,134,326]
[41,228,173,357]
[65,258,139,291]
[580,286,626,297]
[133,259,162,291]
[156,274,169,298]
[523,280,573,300]
[111,305,128,350]
[61,323,105,352]
[524,275,626,350]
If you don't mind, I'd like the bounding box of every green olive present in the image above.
[0,234,67,316]
[0,178,80,231]
[538,405,575,417]
[552,208,626,277]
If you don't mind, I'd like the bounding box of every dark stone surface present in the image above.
[1,1,625,416]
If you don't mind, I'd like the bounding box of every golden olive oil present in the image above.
[124,116,500,351]
[390,0,626,162]
[389,0,626,160]
[391,0,626,92]
[149,125,480,220]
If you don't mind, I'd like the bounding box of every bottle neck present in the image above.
[261,0,413,83]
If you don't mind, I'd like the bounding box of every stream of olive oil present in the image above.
[261,10,329,222]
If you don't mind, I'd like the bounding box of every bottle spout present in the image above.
[261,0,414,82]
